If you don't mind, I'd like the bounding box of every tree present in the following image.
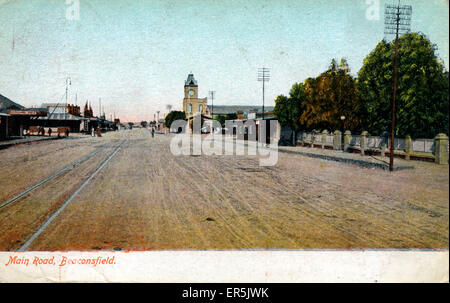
[273,82,304,130]
[358,32,449,138]
[164,110,186,129]
[300,58,360,131]
[214,113,237,127]
[140,121,148,128]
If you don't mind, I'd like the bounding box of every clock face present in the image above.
[188,89,194,97]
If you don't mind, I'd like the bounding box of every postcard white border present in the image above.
[0,250,448,283]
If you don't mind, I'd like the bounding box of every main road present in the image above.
[0,129,448,250]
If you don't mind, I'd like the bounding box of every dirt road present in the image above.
[0,129,448,250]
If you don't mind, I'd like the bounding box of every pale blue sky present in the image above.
[0,0,448,121]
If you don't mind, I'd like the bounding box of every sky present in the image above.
[0,0,448,122]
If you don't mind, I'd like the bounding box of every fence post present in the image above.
[321,130,327,149]
[344,130,351,152]
[360,131,368,156]
[405,135,412,160]
[381,132,388,157]
[434,133,449,164]
[333,130,341,150]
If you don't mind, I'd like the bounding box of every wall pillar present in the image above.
[343,130,351,152]
[405,135,412,160]
[434,133,449,164]
[333,130,341,150]
[360,131,368,156]
[321,130,328,149]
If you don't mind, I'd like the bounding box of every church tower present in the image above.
[183,73,207,118]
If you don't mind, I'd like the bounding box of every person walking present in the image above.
[151,127,155,138]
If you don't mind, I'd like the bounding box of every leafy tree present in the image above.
[214,113,237,127]
[358,32,449,138]
[140,121,148,128]
[300,58,360,131]
[273,82,305,130]
[164,110,186,129]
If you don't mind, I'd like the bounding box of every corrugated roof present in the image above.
[41,103,66,107]
[37,113,84,120]
[208,105,274,115]
[0,94,25,113]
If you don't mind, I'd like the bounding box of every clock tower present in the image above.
[183,73,207,118]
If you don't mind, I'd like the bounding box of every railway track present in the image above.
[0,141,112,210]
[0,139,126,251]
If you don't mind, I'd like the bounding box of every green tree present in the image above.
[273,82,305,130]
[164,111,186,129]
[300,58,360,131]
[214,113,237,127]
[358,32,449,138]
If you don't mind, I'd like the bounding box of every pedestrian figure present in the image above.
[65,128,69,137]
[151,127,155,138]
[48,128,52,137]
[91,128,95,137]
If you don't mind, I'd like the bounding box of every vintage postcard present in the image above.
[0,0,448,284]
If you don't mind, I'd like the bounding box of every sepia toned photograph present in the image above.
[0,0,448,284]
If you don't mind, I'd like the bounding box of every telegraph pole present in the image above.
[258,68,270,120]
[65,77,71,120]
[208,91,215,117]
[384,1,412,171]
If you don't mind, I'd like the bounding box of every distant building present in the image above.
[155,118,169,133]
[35,103,87,132]
[83,102,94,118]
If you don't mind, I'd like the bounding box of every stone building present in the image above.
[182,73,208,118]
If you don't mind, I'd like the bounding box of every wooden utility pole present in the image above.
[258,68,270,120]
[384,2,412,171]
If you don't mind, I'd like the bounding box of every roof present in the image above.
[187,114,212,120]
[41,103,66,108]
[25,107,47,112]
[0,94,25,113]
[36,113,84,120]
[184,73,198,86]
[208,105,275,115]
